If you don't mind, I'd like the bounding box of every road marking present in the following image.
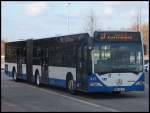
[1,73,120,112]
[37,88,120,112]
[4,71,149,112]
[18,82,119,112]
[16,83,120,112]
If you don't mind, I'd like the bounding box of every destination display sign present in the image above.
[94,31,141,42]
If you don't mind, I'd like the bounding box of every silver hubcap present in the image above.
[14,71,16,80]
[68,80,73,91]
[36,75,40,86]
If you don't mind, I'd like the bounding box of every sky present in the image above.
[1,1,149,42]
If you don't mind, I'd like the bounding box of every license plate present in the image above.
[114,88,125,91]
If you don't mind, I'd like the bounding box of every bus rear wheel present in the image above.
[13,70,18,81]
[35,74,41,87]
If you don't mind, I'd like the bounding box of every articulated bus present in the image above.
[5,31,144,94]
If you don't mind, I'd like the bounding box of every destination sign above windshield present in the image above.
[94,31,141,42]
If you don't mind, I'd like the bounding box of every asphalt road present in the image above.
[1,70,149,112]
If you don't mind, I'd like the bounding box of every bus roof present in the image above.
[6,33,89,43]
[6,31,141,44]
[34,33,89,41]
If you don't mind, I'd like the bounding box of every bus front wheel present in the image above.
[67,79,75,94]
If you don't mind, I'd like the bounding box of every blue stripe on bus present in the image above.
[5,71,27,80]
[87,85,144,93]
[132,72,144,86]
[48,78,66,88]
[17,74,27,80]
[5,70,145,93]
[6,71,66,88]
[88,74,106,86]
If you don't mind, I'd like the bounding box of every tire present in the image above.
[67,79,75,94]
[35,73,41,87]
[13,70,18,81]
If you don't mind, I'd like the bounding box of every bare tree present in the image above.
[132,6,142,31]
[1,39,5,56]
[141,23,149,57]
[83,9,98,37]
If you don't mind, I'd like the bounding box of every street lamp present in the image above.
[136,5,142,32]
[67,2,71,34]
[139,5,142,31]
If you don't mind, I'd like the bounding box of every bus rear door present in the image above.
[17,48,22,78]
[41,47,49,84]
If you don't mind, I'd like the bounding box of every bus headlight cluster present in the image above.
[90,77,97,81]
[135,81,144,86]
[89,82,102,86]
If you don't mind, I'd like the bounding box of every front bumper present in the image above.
[87,85,144,93]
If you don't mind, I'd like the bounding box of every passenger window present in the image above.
[83,46,87,61]
[130,52,136,64]
[101,45,111,60]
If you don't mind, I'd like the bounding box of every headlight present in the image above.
[135,81,144,86]
[89,82,103,86]
[90,77,97,81]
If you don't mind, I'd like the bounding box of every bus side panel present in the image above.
[5,62,27,80]
[17,63,27,80]
[5,62,17,77]
[48,66,76,88]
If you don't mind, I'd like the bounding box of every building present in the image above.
[1,40,5,69]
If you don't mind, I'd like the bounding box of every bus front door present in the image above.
[41,48,49,84]
[77,45,88,90]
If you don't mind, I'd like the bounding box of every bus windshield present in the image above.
[93,42,143,74]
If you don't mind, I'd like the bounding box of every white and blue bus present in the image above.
[5,31,144,94]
